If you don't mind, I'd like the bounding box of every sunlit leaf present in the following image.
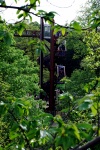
[77,123,92,130]
[61,28,66,36]
[9,131,19,140]
[79,100,93,111]
[16,9,21,14]
[18,13,24,19]
[30,0,35,4]
[72,124,80,140]
[72,21,81,30]
[91,105,97,116]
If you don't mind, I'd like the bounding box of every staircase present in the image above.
[42,37,67,99]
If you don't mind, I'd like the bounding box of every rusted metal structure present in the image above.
[14,18,67,115]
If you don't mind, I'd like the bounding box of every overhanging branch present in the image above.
[75,136,100,150]
[0,4,39,17]
[0,4,91,31]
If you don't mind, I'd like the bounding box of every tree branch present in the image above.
[75,136,100,150]
[0,4,39,17]
[8,110,33,150]
[0,4,91,31]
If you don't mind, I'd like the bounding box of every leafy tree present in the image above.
[0,21,40,149]
[56,29,100,147]
[77,0,100,28]
[0,25,40,98]
[81,30,100,78]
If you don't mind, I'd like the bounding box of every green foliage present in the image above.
[37,10,57,23]
[53,25,67,36]
[64,70,95,97]
[55,24,100,149]
[0,46,40,97]
[77,0,100,28]
[53,115,81,149]
[14,22,27,36]
[81,30,100,76]
[0,24,13,45]
[14,21,50,62]
[0,22,41,98]
[70,21,82,31]
[0,1,100,149]
[0,95,53,149]
[65,30,87,58]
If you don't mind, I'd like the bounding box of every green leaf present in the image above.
[80,131,91,140]
[47,12,55,18]
[55,135,75,150]
[20,124,27,131]
[61,28,66,36]
[18,13,24,19]
[30,0,35,4]
[23,12,28,17]
[12,123,19,131]
[15,98,31,107]
[27,131,36,140]
[17,27,24,36]
[16,9,21,14]
[37,10,46,16]
[9,131,19,140]
[62,136,69,150]
[79,100,93,111]
[91,105,97,116]
[4,32,12,45]
[14,0,17,3]
[77,123,92,130]
[59,92,73,101]
[14,105,24,117]
[61,108,69,113]
[35,49,41,55]
[37,0,40,4]
[78,94,93,105]
[28,14,32,22]
[40,130,47,138]
[55,136,62,147]
[0,105,7,116]
[0,31,4,39]
[54,115,64,127]
[53,25,60,35]
[72,124,80,140]
[84,84,89,92]
[72,21,81,30]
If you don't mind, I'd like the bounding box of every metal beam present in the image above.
[49,23,55,115]
[40,17,44,98]
[14,30,40,38]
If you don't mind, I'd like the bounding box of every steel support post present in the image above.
[49,24,55,115]
[40,17,44,98]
